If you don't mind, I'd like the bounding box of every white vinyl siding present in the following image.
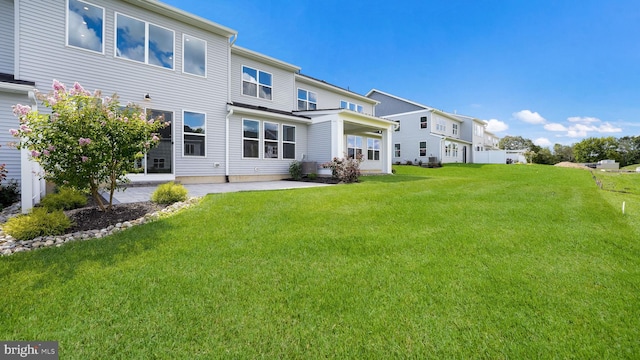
[0,0,13,73]
[231,53,295,111]
[295,78,376,115]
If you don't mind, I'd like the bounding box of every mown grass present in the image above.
[1,164,639,358]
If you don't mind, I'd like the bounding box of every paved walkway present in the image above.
[109,181,331,204]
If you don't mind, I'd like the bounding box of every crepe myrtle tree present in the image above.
[10,80,167,211]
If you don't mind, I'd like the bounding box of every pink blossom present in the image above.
[152,135,160,141]
[12,104,31,117]
[31,150,41,158]
[43,150,50,156]
[19,124,32,133]
[52,79,66,92]
[78,138,92,146]
[9,129,19,136]
[81,156,89,162]
[69,82,90,96]
[47,145,56,151]
[47,96,58,106]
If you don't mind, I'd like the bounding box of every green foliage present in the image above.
[499,135,534,150]
[322,154,364,183]
[3,207,71,240]
[10,80,166,211]
[288,160,303,180]
[40,187,87,211]
[151,182,188,204]
[574,136,620,163]
[0,164,20,209]
[307,173,318,180]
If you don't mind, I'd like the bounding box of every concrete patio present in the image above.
[109,181,331,204]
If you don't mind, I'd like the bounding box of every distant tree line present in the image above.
[498,135,640,167]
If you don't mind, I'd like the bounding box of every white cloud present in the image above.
[534,137,552,147]
[485,119,509,133]
[565,122,622,138]
[597,122,623,133]
[513,110,546,124]
[567,116,600,124]
[544,123,567,131]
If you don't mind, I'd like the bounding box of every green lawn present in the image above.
[2,164,639,358]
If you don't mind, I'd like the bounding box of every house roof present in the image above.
[366,88,433,110]
[0,73,36,93]
[297,74,378,105]
[124,0,237,38]
[232,46,301,72]
[0,73,35,86]
[228,102,311,123]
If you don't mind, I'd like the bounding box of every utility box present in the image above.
[301,161,317,175]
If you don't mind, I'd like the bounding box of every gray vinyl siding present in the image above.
[0,92,29,184]
[227,114,308,175]
[295,80,374,115]
[0,0,14,74]
[231,53,296,112]
[367,91,426,117]
[16,0,231,178]
[306,121,331,164]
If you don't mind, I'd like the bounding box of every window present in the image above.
[115,13,174,69]
[283,125,296,159]
[153,158,165,169]
[243,119,260,158]
[445,142,453,157]
[420,116,428,129]
[347,135,363,159]
[297,89,317,110]
[183,111,205,156]
[420,141,427,156]
[452,143,459,157]
[183,34,206,76]
[67,0,104,53]
[394,143,401,158]
[452,123,458,136]
[394,120,400,132]
[367,138,381,161]
[436,119,446,132]
[242,66,272,100]
[340,100,363,113]
[474,124,484,137]
[264,122,279,158]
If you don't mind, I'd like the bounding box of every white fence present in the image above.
[473,150,527,164]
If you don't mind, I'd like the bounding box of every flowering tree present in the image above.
[322,153,364,183]
[10,80,166,211]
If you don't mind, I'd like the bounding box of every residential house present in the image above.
[1,0,395,210]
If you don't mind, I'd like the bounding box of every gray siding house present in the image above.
[2,0,395,210]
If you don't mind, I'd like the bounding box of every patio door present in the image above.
[463,146,467,163]
[134,109,173,175]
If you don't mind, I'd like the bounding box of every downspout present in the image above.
[225,34,237,183]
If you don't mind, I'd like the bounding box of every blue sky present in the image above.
[162,0,639,147]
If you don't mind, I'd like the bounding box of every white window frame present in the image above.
[297,88,317,110]
[182,110,206,157]
[420,116,428,129]
[340,100,364,113]
[66,0,105,54]
[114,12,175,70]
[394,143,401,158]
[419,141,427,157]
[182,34,207,77]
[394,120,400,132]
[452,123,458,136]
[282,124,296,159]
[242,65,273,100]
[367,138,381,161]
[453,143,459,157]
[347,135,363,159]
[242,119,260,159]
[436,119,446,132]
[263,121,279,159]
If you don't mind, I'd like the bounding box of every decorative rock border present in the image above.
[0,197,201,256]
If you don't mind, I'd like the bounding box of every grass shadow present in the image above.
[360,175,429,183]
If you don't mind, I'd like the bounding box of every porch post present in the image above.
[330,118,344,159]
[381,125,393,174]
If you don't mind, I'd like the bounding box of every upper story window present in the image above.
[67,0,104,53]
[242,66,272,100]
[297,89,317,110]
[115,13,175,70]
[183,34,206,77]
[452,123,458,136]
[340,100,363,113]
[420,116,428,129]
[183,111,206,156]
[474,124,484,137]
[394,120,400,132]
[436,119,446,132]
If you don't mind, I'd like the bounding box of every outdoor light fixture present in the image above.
[144,93,151,100]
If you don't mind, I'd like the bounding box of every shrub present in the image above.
[40,187,87,211]
[151,182,188,204]
[321,154,364,183]
[307,173,318,181]
[3,207,71,240]
[405,160,413,165]
[288,160,303,180]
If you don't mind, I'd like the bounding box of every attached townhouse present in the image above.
[366,89,500,165]
[1,0,396,210]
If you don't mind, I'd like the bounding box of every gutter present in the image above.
[225,107,233,183]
